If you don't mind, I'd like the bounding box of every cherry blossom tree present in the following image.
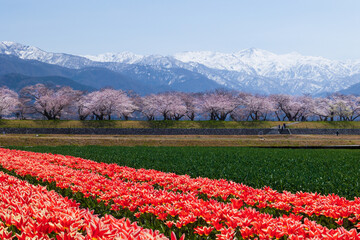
[331,94,360,121]
[182,92,202,121]
[243,94,275,121]
[352,96,360,121]
[116,91,138,120]
[310,97,336,121]
[139,94,159,120]
[20,84,82,120]
[86,89,137,120]
[138,92,185,120]
[0,87,20,119]
[229,92,249,121]
[15,98,31,120]
[11,85,360,122]
[122,91,140,120]
[200,90,240,120]
[270,94,312,121]
[164,92,187,121]
[75,94,93,120]
[154,93,174,120]
[296,95,313,121]
[140,92,195,121]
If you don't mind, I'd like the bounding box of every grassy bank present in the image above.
[7,146,360,199]
[289,121,360,129]
[0,119,359,129]
[0,119,282,128]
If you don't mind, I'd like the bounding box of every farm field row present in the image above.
[1,134,360,147]
[1,148,360,239]
[1,119,360,129]
[9,146,360,200]
[0,170,168,240]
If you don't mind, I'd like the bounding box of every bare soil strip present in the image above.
[1,134,359,147]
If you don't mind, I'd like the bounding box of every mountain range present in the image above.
[0,41,359,95]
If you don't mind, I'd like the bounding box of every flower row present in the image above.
[21,149,360,222]
[1,148,360,239]
[0,170,169,240]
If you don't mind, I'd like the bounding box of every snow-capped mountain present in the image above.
[1,41,360,95]
[85,47,360,94]
[0,41,94,69]
[83,52,143,64]
[174,48,360,81]
[0,42,225,94]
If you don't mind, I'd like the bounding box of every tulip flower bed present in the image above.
[11,146,360,199]
[1,148,360,239]
[0,170,169,240]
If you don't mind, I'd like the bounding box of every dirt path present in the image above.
[1,134,359,147]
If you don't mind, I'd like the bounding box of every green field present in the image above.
[289,121,360,129]
[8,146,360,199]
[1,119,359,129]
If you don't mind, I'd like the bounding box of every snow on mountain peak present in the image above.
[1,41,19,47]
[0,41,45,59]
[83,51,143,64]
[173,51,252,72]
[173,48,360,79]
[0,41,95,69]
[235,48,275,58]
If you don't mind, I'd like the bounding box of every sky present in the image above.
[1,0,360,60]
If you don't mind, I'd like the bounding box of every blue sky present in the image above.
[1,0,360,59]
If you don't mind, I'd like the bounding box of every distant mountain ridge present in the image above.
[1,41,359,95]
[0,73,95,92]
[0,53,221,94]
[339,81,360,96]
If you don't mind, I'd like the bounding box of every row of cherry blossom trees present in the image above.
[0,84,359,121]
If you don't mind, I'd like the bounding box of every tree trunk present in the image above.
[187,113,195,121]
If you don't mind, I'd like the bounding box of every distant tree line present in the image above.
[0,84,359,121]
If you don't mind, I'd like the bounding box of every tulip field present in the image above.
[1,147,360,239]
[10,146,360,199]
[0,170,169,240]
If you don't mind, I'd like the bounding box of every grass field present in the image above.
[7,146,360,199]
[289,121,360,129]
[1,134,359,147]
[1,119,360,129]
